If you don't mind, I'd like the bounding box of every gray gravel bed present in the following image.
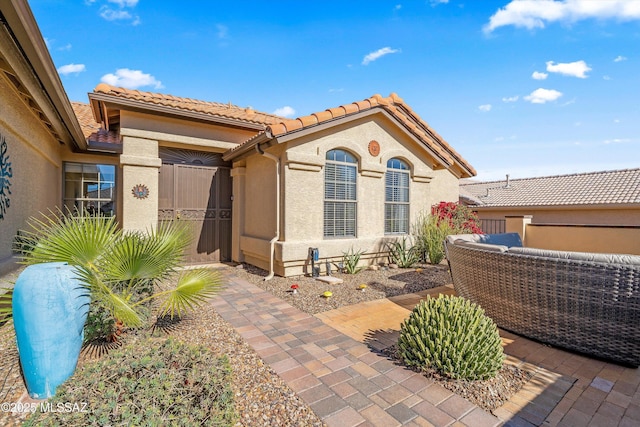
[233,263,452,314]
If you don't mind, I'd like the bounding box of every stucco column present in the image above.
[119,136,161,232]
[230,166,246,262]
[505,215,532,246]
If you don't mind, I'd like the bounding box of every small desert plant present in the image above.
[25,338,237,426]
[413,214,452,265]
[0,288,12,324]
[18,211,224,342]
[342,247,366,274]
[387,237,420,268]
[398,295,504,380]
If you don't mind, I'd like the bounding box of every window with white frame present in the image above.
[385,158,410,234]
[324,149,357,237]
[63,162,116,216]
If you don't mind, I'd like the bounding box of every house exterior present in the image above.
[461,169,640,227]
[0,1,97,274]
[0,0,476,277]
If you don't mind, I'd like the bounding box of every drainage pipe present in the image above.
[255,140,279,281]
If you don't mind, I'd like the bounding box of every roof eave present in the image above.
[222,131,273,161]
[1,0,86,151]
[88,92,268,132]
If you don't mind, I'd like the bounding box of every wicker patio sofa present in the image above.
[444,233,640,367]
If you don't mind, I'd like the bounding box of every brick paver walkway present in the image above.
[212,274,500,427]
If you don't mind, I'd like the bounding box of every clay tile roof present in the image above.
[71,102,121,145]
[92,84,284,126]
[225,93,475,177]
[461,169,640,207]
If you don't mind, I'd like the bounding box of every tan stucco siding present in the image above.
[0,76,63,263]
[120,111,256,150]
[428,169,460,207]
[236,114,462,276]
[243,150,280,240]
[474,207,640,226]
[119,135,161,231]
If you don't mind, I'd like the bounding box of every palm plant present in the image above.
[0,288,12,324]
[19,211,224,341]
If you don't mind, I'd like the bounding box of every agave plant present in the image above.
[19,211,224,341]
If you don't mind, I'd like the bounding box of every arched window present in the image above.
[385,158,410,234]
[324,149,357,237]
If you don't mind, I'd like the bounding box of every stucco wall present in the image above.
[524,224,640,255]
[120,111,256,149]
[236,113,463,276]
[474,207,640,226]
[0,76,63,265]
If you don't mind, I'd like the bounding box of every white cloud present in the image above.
[96,0,140,24]
[100,68,163,89]
[430,0,449,6]
[478,104,492,112]
[216,24,229,39]
[328,88,344,93]
[524,88,563,104]
[532,71,548,80]
[362,47,400,65]
[394,4,402,11]
[614,55,627,62]
[546,60,591,78]
[603,75,611,81]
[100,7,132,21]
[604,138,631,145]
[502,95,519,102]
[484,0,640,33]
[272,106,296,117]
[614,119,620,123]
[58,43,72,51]
[108,0,138,6]
[57,63,86,75]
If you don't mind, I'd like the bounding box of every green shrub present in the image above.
[387,237,420,268]
[342,247,365,274]
[19,212,224,341]
[398,295,504,380]
[0,287,12,324]
[25,338,237,426]
[412,214,452,265]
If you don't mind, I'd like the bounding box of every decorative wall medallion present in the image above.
[131,184,149,199]
[368,140,380,157]
[0,134,13,220]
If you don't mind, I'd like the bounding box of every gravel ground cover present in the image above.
[1,262,533,425]
[232,262,452,314]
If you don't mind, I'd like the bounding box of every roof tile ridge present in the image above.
[384,93,475,174]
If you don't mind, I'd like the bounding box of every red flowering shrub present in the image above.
[431,202,483,234]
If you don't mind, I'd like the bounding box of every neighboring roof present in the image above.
[461,169,640,208]
[71,102,121,149]
[90,83,284,128]
[224,93,476,178]
[0,0,86,150]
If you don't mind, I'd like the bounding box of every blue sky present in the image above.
[31,0,639,181]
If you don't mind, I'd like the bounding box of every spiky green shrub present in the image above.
[18,211,224,342]
[387,237,420,268]
[0,288,12,325]
[398,295,504,380]
[342,247,366,274]
[25,338,237,426]
[412,214,452,265]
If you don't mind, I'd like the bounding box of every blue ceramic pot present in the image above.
[12,263,89,398]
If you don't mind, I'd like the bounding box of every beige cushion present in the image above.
[509,247,640,266]
[455,241,509,253]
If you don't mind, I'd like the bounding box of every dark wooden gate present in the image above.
[158,149,232,263]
